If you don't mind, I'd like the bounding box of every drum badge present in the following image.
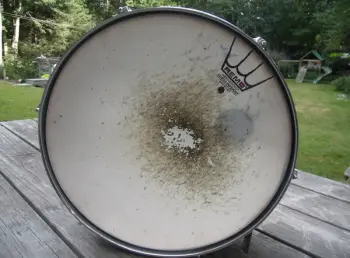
[217,36,274,95]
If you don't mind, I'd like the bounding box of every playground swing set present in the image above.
[278,50,332,84]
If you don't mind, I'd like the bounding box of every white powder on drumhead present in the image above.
[161,126,203,155]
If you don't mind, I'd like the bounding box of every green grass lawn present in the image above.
[0,79,349,182]
[0,80,44,121]
[286,79,350,182]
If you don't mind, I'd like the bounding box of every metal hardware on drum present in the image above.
[293,169,299,179]
[38,6,298,257]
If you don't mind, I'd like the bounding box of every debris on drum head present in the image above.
[125,75,256,203]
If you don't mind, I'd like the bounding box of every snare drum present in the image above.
[39,7,298,257]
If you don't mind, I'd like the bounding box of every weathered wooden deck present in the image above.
[0,119,349,258]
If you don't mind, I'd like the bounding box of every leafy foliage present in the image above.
[3,53,36,79]
[2,0,94,79]
[330,58,350,76]
[314,1,350,51]
[41,73,50,79]
[332,76,350,94]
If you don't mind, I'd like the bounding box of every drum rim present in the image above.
[39,6,298,257]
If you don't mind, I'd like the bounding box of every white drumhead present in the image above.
[41,8,296,253]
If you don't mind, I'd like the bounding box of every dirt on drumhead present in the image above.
[126,74,253,203]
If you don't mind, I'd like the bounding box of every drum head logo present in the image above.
[217,36,274,95]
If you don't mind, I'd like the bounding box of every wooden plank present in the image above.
[281,184,350,231]
[0,123,310,258]
[248,232,310,258]
[0,174,78,258]
[204,247,249,258]
[204,231,310,258]
[260,205,350,258]
[0,119,39,150]
[292,171,350,203]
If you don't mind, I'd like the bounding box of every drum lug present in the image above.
[292,169,299,179]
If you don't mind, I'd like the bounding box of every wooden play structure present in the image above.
[296,50,332,84]
[278,50,332,83]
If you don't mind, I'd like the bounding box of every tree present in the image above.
[168,0,327,57]
[314,1,350,51]
[11,0,22,54]
[0,1,4,78]
[0,0,95,79]
[86,0,126,22]
[11,0,94,56]
[47,0,94,54]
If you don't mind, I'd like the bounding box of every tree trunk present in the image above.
[106,0,109,13]
[12,0,22,55]
[0,2,4,79]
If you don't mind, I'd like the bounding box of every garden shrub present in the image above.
[4,54,37,80]
[332,76,350,94]
[330,58,350,75]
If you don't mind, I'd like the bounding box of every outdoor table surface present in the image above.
[0,119,349,258]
